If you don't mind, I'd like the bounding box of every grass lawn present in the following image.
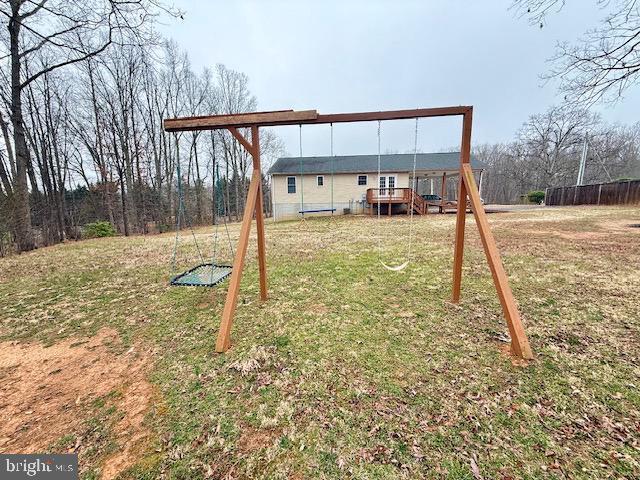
[1,206,639,479]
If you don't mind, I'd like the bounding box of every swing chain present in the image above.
[376,120,383,264]
[408,117,419,260]
[376,118,419,272]
[299,125,304,215]
[171,131,212,274]
[330,122,334,215]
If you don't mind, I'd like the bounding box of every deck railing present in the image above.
[366,187,411,203]
[366,188,427,215]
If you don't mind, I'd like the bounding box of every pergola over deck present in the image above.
[163,107,533,360]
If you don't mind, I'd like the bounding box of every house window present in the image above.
[358,175,367,186]
[287,176,296,194]
[317,175,324,186]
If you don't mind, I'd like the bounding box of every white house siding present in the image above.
[271,172,410,221]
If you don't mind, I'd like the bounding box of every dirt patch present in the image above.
[237,426,279,453]
[101,375,155,480]
[309,303,329,315]
[0,328,155,479]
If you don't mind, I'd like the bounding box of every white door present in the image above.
[388,175,396,196]
[378,175,397,197]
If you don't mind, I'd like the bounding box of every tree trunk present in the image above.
[129,86,147,233]
[0,112,15,186]
[118,173,129,236]
[8,6,36,251]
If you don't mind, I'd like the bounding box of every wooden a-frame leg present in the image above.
[251,126,268,302]
[215,168,260,353]
[441,173,447,214]
[255,172,268,301]
[461,164,533,359]
[452,173,467,303]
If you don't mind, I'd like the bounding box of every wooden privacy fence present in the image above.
[546,180,640,206]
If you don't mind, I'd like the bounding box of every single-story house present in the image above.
[267,152,485,221]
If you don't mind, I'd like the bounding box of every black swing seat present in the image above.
[298,208,337,214]
[170,263,232,287]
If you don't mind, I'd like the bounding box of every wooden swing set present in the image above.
[163,106,534,360]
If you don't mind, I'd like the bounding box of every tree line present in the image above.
[478,0,640,203]
[476,106,640,204]
[0,0,282,256]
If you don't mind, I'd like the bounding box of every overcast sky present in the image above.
[159,0,639,159]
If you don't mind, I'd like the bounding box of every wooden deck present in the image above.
[366,188,428,215]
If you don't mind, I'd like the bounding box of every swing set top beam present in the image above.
[163,106,473,132]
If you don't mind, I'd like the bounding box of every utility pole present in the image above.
[576,134,588,186]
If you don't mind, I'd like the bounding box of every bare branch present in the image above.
[514,0,640,106]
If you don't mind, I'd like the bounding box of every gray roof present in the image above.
[268,152,485,175]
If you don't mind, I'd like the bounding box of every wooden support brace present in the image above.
[461,163,533,359]
[228,127,254,152]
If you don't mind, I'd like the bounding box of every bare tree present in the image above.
[476,105,639,202]
[0,7,282,256]
[0,0,175,251]
[513,0,640,106]
[517,105,599,187]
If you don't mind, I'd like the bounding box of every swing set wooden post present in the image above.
[253,127,268,302]
[452,110,472,302]
[163,106,533,359]
[451,109,533,360]
[441,172,447,213]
